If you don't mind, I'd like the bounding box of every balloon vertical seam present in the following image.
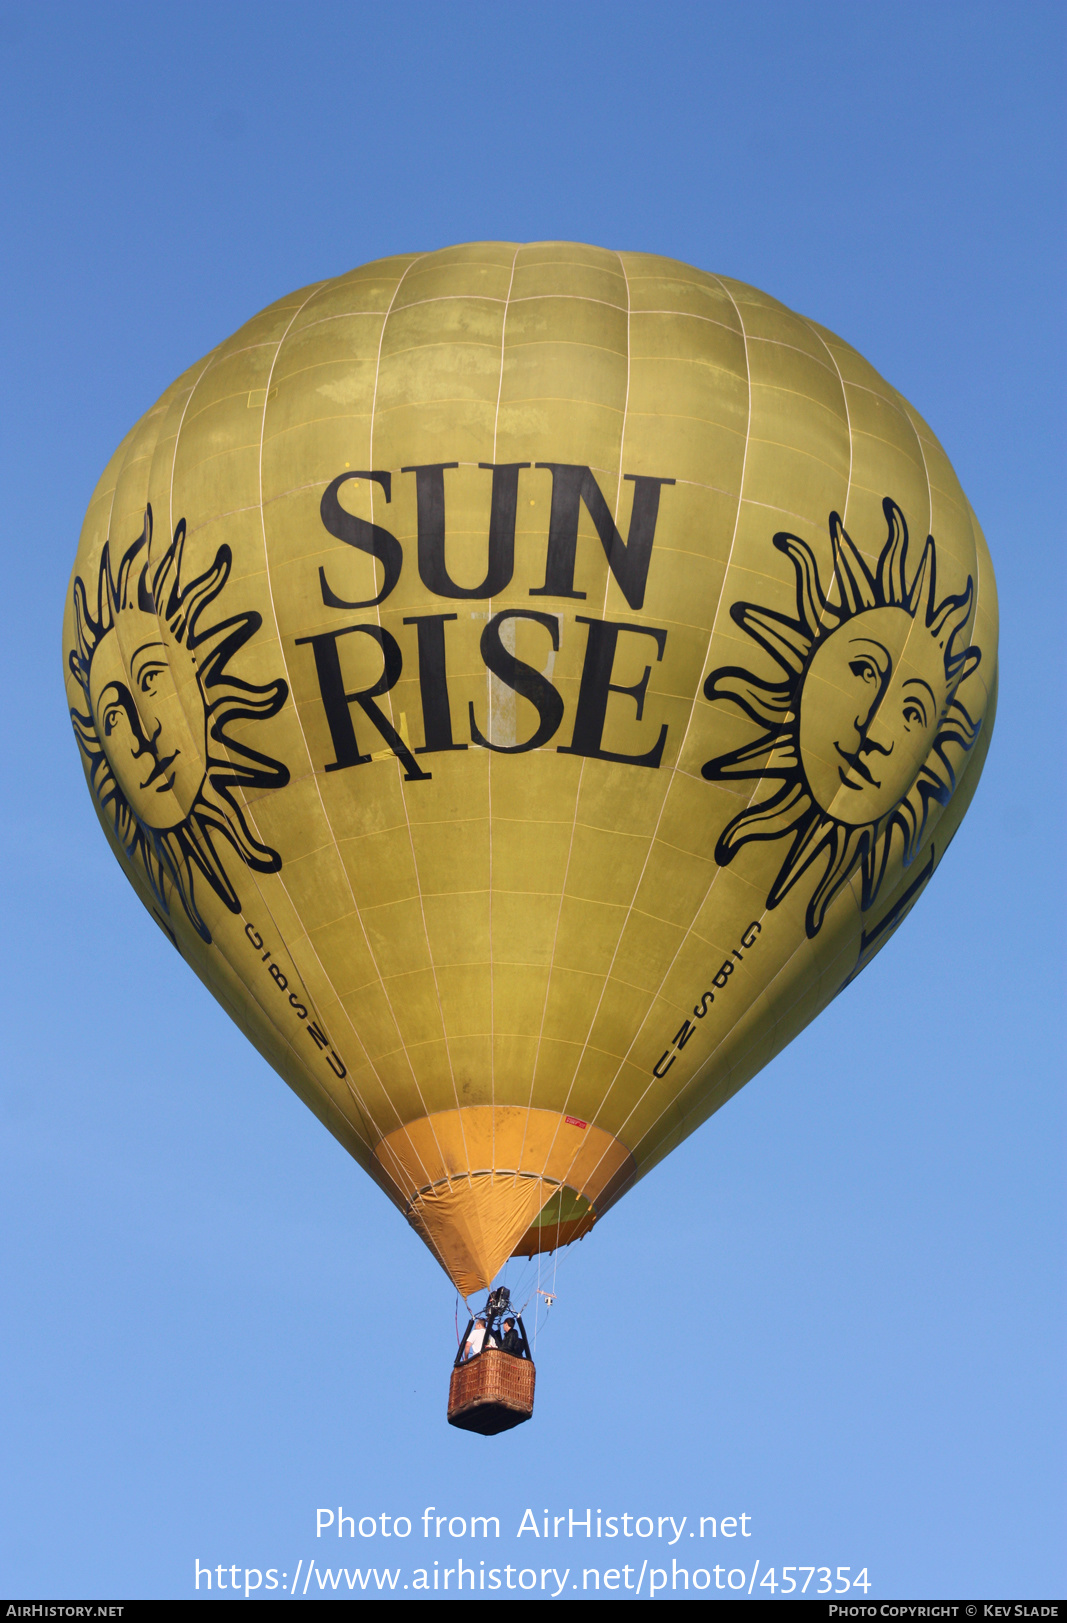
[490,243,522,1188]
[366,252,475,1197]
[231,279,433,1186]
[539,247,640,1201]
[567,272,756,1179]
[800,316,855,542]
[232,283,392,1159]
[345,257,465,1208]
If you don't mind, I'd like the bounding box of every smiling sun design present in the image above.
[68,507,290,942]
[701,498,982,939]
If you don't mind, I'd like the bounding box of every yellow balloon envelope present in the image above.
[64,243,998,1296]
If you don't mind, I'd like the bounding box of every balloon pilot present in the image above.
[456,1285,531,1367]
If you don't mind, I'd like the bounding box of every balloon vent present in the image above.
[448,1349,535,1436]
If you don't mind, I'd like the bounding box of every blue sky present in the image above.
[1,0,1063,1600]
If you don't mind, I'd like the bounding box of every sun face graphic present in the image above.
[701,498,982,938]
[68,507,290,942]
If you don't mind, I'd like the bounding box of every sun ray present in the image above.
[731,603,812,676]
[904,534,935,621]
[773,530,834,637]
[701,731,800,780]
[829,511,879,615]
[877,498,910,606]
[715,781,812,861]
[765,809,836,909]
[702,667,796,728]
[929,585,973,645]
[938,699,980,752]
[807,824,870,936]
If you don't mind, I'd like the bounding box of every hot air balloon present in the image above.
[64,243,997,1430]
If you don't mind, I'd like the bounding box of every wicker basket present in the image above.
[447,1349,536,1435]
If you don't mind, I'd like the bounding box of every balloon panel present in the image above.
[64,243,998,1296]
